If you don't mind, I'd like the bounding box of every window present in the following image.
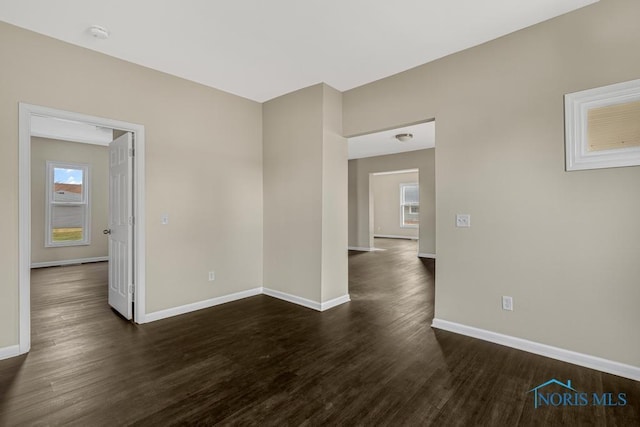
[400,183,419,228]
[46,161,90,247]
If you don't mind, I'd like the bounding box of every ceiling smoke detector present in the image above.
[89,25,110,40]
[395,133,413,142]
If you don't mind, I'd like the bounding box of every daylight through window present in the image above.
[46,161,90,247]
[400,183,419,228]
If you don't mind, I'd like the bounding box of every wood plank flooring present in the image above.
[0,238,638,425]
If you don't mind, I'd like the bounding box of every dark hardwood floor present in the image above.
[0,238,638,425]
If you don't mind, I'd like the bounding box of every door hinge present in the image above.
[129,284,133,294]
[128,216,134,225]
[129,148,135,157]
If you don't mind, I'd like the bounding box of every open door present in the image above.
[107,132,133,319]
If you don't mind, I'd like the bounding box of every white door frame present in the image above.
[18,103,147,354]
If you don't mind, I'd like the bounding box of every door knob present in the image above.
[103,229,111,235]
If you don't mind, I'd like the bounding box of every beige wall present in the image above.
[0,22,263,348]
[348,149,436,255]
[263,83,348,303]
[372,171,419,239]
[31,137,108,264]
[263,85,323,301]
[320,86,349,303]
[343,0,640,366]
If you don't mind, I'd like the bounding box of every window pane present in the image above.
[402,184,419,204]
[53,167,83,202]
[401,183,419,227]
[403,205,419,225]
[51,205,85,242]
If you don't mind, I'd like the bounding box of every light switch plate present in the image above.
[456,214,471,228]
[161,214,169,225]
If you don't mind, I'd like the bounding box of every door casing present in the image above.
[18,103,147,355]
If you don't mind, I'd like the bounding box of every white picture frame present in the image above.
[564,78,640,171]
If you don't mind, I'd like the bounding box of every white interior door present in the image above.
[108,132,133,319]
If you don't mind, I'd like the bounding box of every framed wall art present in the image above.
[564,78,640,171]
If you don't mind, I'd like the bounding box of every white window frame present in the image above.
[45,161,91,247]
[400,182,419,229]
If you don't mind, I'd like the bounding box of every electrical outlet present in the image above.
[456,214,471,228]
[208,271,215,281]
[502,296,513,311]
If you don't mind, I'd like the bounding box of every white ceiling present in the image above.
[348,122,435,160]
[0,0,597,102]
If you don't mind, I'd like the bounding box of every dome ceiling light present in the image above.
[395,133,413,142]
[89,25,110,40]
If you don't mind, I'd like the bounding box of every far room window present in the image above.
[45,161,90,247]
[400,183,419,228]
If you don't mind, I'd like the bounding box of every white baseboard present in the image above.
[143,287,263,323]
[348,246,374,251]
[0,345,20,361]
[263,288,322,310]
[31,256,108,269]
[145,287,349,323]
[374,234,418,240]
[321,294,351,311]
[418,253,436,259]
[431,318,640,381]
[262,288,350,312]
[348,246,386,252]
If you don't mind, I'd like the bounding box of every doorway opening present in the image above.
[346,120,435,256]
[346,120,436,304]
[18,103,147,355]
[370,169,420,249]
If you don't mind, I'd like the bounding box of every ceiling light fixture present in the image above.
[395,133,413,142]
[89,25,110,40]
